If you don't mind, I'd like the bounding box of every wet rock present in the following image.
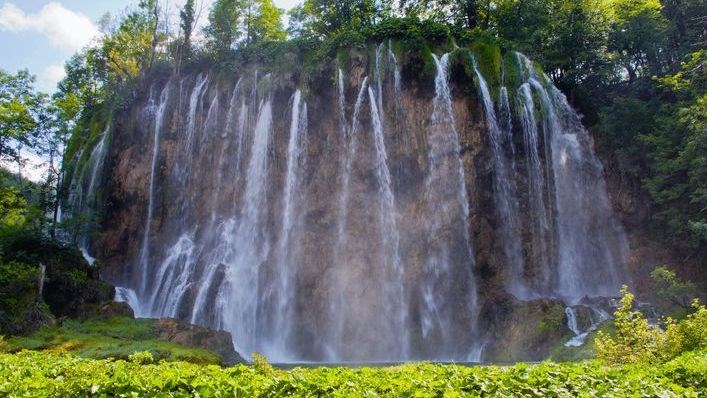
[98,301,135,319]
[152,318,245,365]
[480,294,568,362]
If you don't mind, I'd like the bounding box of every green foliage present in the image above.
[596,286,669,364]
[0,232,113,329]
[129,350,155,364]
[0,69,47,163]
[294,0,392,37]
[0,260,41,335]
[607,0,667,80]
[99,4,161,82]
[179,0,196,55]
[251,353,274,375]
[664,301,707,357]
[469,35,503,94]
[246,0,287,44]
[0,186,27,229]
[0,349,704,396]
[651,266,698,314]
[596,286,707,365]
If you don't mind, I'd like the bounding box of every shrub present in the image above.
[0,260,40,334]
[251,352,274,375]
[665,300,707,357]
[596,286,707,365]
[596,286,668,364]
[651,266,698,315]
[128,350,154,364]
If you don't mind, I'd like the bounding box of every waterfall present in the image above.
[565,307,580,335]
[219,98,274,357]
[422,53,478,360]
[335,77,369,251]
[148,233,196,317]
[185,74,209,159]
[327,77,369,360]
[564,305,612,347]
[77,124,110,265]
[115,286,140,313]
[471,56,524,300]
[515,53,628,303]
[261,89,308,359]
[516,82,553,296]
[137,83,171,308]
[83,48,630,363]
[368,85,408,358]
[338,68,347,133]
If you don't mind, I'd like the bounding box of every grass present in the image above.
[5,316,221,365]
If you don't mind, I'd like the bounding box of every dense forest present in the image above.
[0,0,705,395]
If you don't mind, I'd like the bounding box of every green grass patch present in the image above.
[5,317,221,365]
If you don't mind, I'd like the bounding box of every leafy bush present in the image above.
[665,301,707,357]
[596,285,707,365]
[651,266,699,316]
[0,232,113,319]
[0,260,43,334]
[0,349,704,396]
[128,350,154,364]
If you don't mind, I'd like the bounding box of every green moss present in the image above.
[468,38,502,100]
[7,317,221,365]
[550,321,616,362]
[536,305,567,335]
[336,48,350,74]
[502,50,523,105]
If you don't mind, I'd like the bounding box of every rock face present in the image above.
[152,318,244,364]
[67,43,632,362]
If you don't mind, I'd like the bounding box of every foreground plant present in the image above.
[596,285,707,365]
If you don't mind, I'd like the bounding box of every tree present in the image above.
[651,266,698,313]
[100,2,164,81]
[0,70,47,172]
[641,50,706,246]
[205,0,244,57]
[180,0,197,56]
[0,185,26,229]
[246,0,286,44]
[606,0,668,80]
[297,0,389,36]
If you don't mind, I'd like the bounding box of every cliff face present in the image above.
[67,42,631,362]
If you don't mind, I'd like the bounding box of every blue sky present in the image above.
[0,0,298,93]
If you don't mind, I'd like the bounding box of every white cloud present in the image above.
[0,2,100,52]
[39,62,66,92]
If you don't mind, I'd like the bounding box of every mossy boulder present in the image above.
[480,294,569,362]
[0,233,115,334]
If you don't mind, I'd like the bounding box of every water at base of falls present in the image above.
[75,45,629,363]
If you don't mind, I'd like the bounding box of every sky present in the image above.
[0,0,300,93]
